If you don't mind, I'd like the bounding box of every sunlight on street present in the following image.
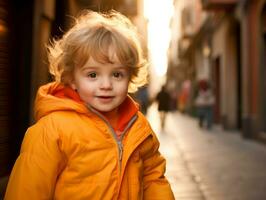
[144,0,174,95]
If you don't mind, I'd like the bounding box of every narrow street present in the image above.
[147,103,266,200]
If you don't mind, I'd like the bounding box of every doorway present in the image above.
[213,57,221,123]
[236,21,242,129]
[259,6,266,132]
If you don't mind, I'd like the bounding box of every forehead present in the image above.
[88,45,123,66]
[82,43,120,66]
[83,56,123,68]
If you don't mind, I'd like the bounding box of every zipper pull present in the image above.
[118,141,123,161]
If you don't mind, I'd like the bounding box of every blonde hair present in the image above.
[47,10,148,93]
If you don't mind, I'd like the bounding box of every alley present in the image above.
[147,104,266,200]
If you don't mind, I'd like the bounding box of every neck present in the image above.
[100,108,119,129]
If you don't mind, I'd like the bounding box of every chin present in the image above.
[93,106,114,113]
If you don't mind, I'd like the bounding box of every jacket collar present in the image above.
[35,82,140,132]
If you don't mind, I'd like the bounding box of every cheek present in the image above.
[119,81,129,94]
[77,82,95,96]
[81,85,94,94]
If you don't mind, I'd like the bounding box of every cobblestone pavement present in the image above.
[147,104,266,200]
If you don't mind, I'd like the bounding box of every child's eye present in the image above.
[87,72,97,78]
[113,72,123,78]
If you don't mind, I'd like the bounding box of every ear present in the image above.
[70,83,77,90]
[69,79,77,90]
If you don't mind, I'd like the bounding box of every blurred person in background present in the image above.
[195,80,215,129]
[178,80,191,113]
[156,84,171,130]
[134,85,149,115]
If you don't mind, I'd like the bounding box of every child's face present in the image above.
[71,56,130,113]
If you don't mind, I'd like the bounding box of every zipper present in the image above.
[118,140,123,161]
[117,115,137,166]
[87,105,137,172]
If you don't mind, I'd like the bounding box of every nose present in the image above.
[100,76,113,90]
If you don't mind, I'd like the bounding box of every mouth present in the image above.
[96,96,114,99]
[96,96,115,102]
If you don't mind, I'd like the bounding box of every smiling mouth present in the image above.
[97,96,114,99]
[96,96,115,102]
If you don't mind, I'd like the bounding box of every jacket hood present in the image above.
[34,82,140,124]
[34,82,88,121]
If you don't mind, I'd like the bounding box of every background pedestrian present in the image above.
[134,86,149,115]
[194,80,215,129]
[156,84,171,130]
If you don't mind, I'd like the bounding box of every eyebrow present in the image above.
[80,66,98,71]
[80,65,128,72]
[112,66,128,70]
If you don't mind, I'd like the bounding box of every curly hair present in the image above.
[46,10,148,93]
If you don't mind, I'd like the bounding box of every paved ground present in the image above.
[147,104,266,200]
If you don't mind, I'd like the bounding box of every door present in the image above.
[213,57,221,123]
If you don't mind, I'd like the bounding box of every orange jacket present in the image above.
[5,82,174,200]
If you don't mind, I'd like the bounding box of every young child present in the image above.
[4,10,174,200]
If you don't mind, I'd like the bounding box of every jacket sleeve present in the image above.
[4,118,66,200]
[142,132,175,200]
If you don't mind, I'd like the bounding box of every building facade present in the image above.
[169,0,266,142]
[238,0,266,140]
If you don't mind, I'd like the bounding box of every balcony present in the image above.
[201,0,239,10]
